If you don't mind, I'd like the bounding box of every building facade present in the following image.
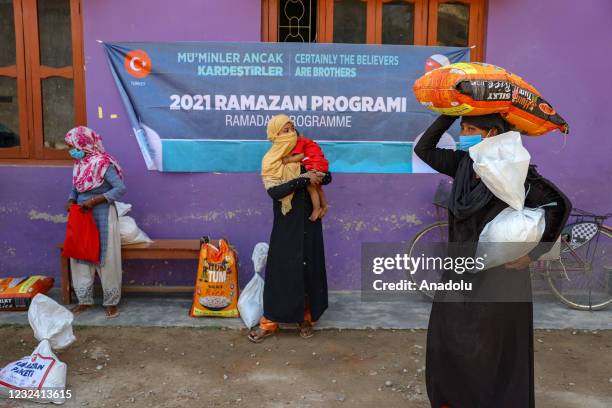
[1,0,609,289]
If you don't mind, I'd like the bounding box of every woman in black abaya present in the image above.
[248,115,331,343]
[414,114,572,407]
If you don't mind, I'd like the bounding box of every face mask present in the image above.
[458,129,495,150]
[69,148,85,160]
[458,135,482,151]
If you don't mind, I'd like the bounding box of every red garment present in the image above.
[62,204,100,263]
[291,136,329,172]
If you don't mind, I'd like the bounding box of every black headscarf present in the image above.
[447,114,510,220]
[447,155,494,220]
[460,113,511,135]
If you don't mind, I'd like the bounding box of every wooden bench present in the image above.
[58,239,200,305]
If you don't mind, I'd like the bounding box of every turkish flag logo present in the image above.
[124,49,152,79]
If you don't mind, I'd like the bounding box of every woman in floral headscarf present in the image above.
[64,126,126,318]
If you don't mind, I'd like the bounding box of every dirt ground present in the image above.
[0,326,610,408]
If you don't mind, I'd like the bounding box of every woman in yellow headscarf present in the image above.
[249,115,332,343]
[261,114,302,214]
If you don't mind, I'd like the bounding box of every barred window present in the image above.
[262,0,486,61]
[0,0,86,162]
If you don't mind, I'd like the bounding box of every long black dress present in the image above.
[415,115,572,408]
[263,170,332,323]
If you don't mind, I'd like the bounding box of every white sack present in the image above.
[119,216,153,245]
[470,132,545,268]
[476,207,545,269]
[114,201,132,217]
[469,131,530,211]
[0,294,75,404]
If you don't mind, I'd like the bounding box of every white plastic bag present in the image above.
[470,132,546,269]
[477,207,545,268]
[114,201,132,217]
[119,216,153,245]
[469,131,531,211]
[238,273,265,329]
[0,294,75,404]
[251,242,269,274]
[237,243,268,329]
[114,202,153,245]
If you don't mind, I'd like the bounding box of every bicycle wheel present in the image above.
[545,223,612,310]
[408,221,449,300]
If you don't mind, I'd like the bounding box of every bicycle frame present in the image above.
[536,235,588,282]
[538,213,612,310]
[600,224,612,238]
[419,190,612,308]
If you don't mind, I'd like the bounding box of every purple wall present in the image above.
[1,0,610,290]
[485,0,612,215]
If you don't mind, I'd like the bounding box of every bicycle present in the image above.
[408,180,612,311]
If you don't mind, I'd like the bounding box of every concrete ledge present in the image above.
[0,289,610,330]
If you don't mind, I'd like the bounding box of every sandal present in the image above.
[71,304,93,316]
[248,327,276,343]
[299,321,314,339]
[105,306,120,319]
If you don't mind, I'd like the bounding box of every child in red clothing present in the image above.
[282,135,329,221]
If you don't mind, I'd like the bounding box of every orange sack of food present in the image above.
[413,62,569,136]
[0,276,54,311]
[190,237,239,317]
